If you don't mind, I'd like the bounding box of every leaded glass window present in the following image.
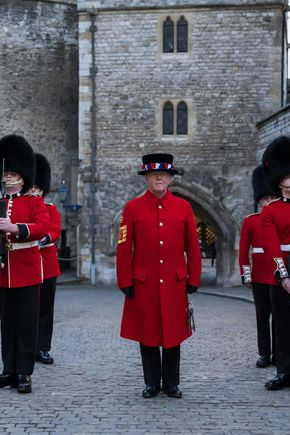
[177,101,188,135]
[177,16,188,53]
[163,17,174,53]
[163,101,174,135]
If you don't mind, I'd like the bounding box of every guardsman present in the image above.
[239,165,276,368]
[0,134,49,393]
[261,135,290,390]
[28,153,61,365]
[116,153,201,399]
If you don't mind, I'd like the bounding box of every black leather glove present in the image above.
[186,284,198,294]
[120,286,134,298]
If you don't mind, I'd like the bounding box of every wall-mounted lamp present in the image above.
[59,180,68,204]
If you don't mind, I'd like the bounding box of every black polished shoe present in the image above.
[17,375,32,394]
[163,385,182,398]
[142,385,159,398]
[36,351,54,364]
[265,373,290,390]
[0,373,18,388]
[256,355,270,368]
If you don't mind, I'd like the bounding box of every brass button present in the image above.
[160,259,163,264]
[159,222,163,227]
[158,205,162,209]
[160,279,164,283]
[160,241,163,245]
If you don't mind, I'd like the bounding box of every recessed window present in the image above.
[163,17,174,53]
[162,15,188,54]
[177,16,188,53]
[177,101,188,135]
[162,100,188,136]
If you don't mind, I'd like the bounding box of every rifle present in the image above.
[0,159,7,264]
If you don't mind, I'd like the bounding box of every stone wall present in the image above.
[78,2,284,285]
[256,105,290,160]
[0,0,79,256]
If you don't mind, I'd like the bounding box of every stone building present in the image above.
[77,0,288,286]
[0,0,79,266]
[0,0,288,286]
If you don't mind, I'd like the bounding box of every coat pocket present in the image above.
[176,266,188,281]
[133,269,148,282]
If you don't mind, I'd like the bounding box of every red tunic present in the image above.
[239,212,270,284]
[40,203,61,280]
[0,194,49,288]
[260,197,290,286]
[116,189,201,349]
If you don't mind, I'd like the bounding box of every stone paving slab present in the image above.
[0,284,289,434]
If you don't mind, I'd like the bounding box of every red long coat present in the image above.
[239,212,270,284]
[40,203,61,280]
[260,197,290,286]
[116,189,201,349]
[0,193,49,288]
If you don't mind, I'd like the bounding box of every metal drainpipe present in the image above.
[89,9,97,285]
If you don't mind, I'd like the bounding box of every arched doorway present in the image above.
[170,180,237,287]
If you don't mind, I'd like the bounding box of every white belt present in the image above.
[280,245,290,251]
[253,247,264,253]
[9,241,39,251]
[40,243,54,249]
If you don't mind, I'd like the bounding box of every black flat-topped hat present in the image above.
[138,153,178,175]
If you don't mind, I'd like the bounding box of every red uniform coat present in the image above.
[40,203,61,280]
[116,189,201,349]
[260,197,290,286]
[239,212,270,284]
[0,194,49,288]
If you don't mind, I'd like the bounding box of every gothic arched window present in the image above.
[177,16,188,53]
[163,101,174,135]
[177,101,188,135]
[163,17,174,53]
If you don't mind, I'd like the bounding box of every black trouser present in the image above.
[140,343,180,388]
[252,282,275,358]
[270,285,290,375]
[37,277,57,352]
[1,285,39,375]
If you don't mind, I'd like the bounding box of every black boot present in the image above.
[36,351,54,364]
[142,385,159,398]
[0,374,18,388]
[256,355,270,368]
[163,385,182,398]
[17,375,32,394]
[265,374,290,390]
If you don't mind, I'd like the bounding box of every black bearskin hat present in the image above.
[252,165,273,203]
[34,153,51,196]
[262,136,290,195]
[138,153,178,175]
[0,134,35,193]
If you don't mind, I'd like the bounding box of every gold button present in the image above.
[158,205,162,209]
[160,259,163,264]
[159,222,163,227]
[160,279,164,283]
[160,241,163,245]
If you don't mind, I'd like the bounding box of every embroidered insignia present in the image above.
[118,224,127,244]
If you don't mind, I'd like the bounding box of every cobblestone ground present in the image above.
[0,285,289,435]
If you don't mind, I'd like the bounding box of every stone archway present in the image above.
[170,180,237,287]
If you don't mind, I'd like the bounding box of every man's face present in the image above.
[280,175,290,190]
[145,171,171,196]
[3,171,22,186]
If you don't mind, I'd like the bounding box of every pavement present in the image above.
[2,272,289,435]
